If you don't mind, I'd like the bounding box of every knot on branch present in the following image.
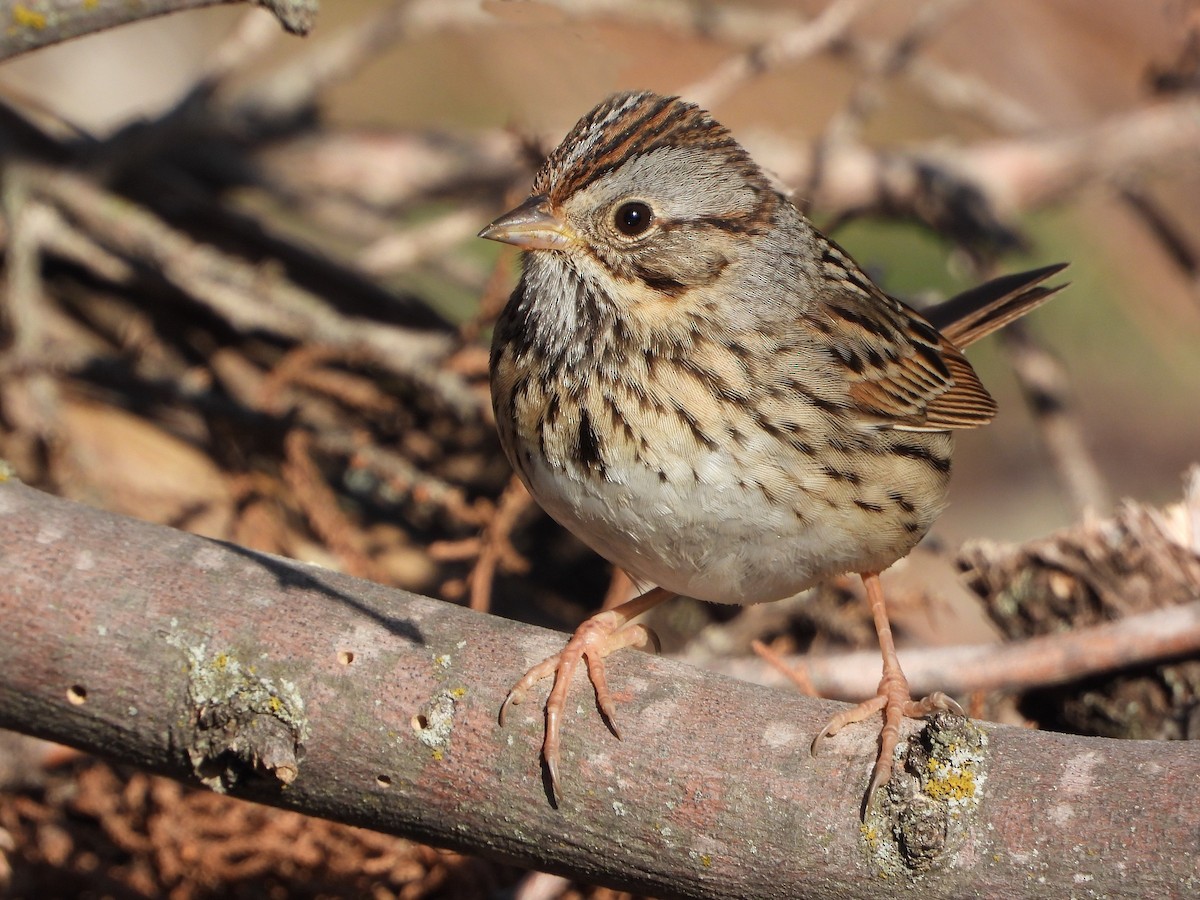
[864,713,989,876]
[172,642,310,792]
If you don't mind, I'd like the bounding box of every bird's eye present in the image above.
[614,201,653,237]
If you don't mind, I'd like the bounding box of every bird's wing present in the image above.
[810,245,1066,431]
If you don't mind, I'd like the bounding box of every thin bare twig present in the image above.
[683,0,879,109]
[553,0,1042,132]
[843,32,1043,132]
[226,0,488,130]
[283,428,378,580]
[466,476,532,612]
[315,431,486,529]
[359,206,493,276]
[734,600,1200,701]
[999,323,1111,515]
[803,0,974,216]
[823,0,975,147]
[732,471,1200,710]
[1120,186,1200,293]
[0,176,65,469]
[752,97,1200,221]
[751,638,817,697]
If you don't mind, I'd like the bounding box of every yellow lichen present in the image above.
[920,720,987,811]
[450,686,467,698]
[432,748,444,761]
[925,768,976,803]
[12,5,47,29]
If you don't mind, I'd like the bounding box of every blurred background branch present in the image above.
[0,0,316,62]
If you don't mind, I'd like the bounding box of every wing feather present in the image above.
[812,243,1065,431]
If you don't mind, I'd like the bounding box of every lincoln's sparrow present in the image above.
[480,91,1065,804]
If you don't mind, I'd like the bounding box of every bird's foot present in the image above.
[813,667,962,809]
[500,591,666,801]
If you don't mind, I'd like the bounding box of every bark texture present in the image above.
[1,478,1197,899]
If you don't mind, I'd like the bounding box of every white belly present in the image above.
[521,445,886,605]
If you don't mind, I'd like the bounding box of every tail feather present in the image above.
[926,263,1068,349]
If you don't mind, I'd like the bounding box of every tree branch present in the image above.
[0,0,316,63]
[1,477,1197,897]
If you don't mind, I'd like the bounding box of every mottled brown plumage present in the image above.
[481,90,1065,807]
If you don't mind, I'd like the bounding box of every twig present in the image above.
[802,0,973,216]
[0,175,65,469]
[553,0,1041,132]
[999,323,1111,515]
[683,0,879,108]
[359,206,492,276]
[18,162,481,419]
[1120,187,1200,292]
[254,129,523,223]
[466,476,532,612]
[201,7,290,84]
[228,472,292,555]
[822,0,974,146]
[961,468,1200,633]
[732,472,1200,709]
[956,98,1200,213]
[751,97,1200,224]
[514,871,572,900]
[315,431,485,529]
[260,345,397,416]
[226,0,488,131]
[751,639,817,697]
[282,428,377,580]
[552,0,834,46]
[842,32,1043,132]
[732,600,1200,701]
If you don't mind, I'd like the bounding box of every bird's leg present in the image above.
[812,571,962,804]
[500,586,672,799]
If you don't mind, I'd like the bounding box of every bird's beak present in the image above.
[478,196,573,250]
